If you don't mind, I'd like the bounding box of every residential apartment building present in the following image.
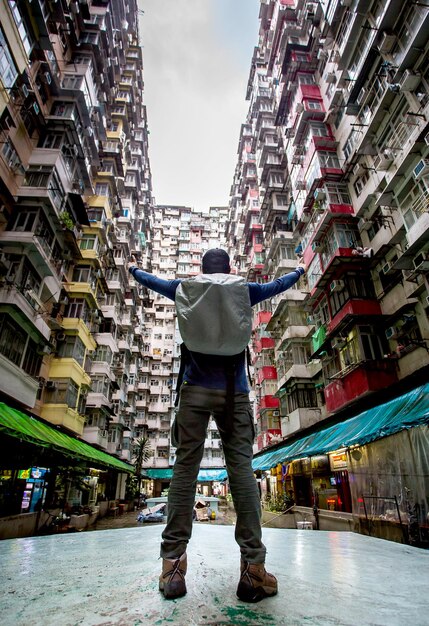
[0,0,153,518]
[228,0,429,540]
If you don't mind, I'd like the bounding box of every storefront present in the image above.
[0,401,134,534]
[253,383,429,543]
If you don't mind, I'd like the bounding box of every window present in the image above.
[359,326,385,360]
[80,235,97,251]
[0,313,27,367]
[72,265,92,283]
[87,208,104,222]
[12,210,38,232]
[318,151,341,169]
[94,344,113,364]
[57,336,86,366]
[65,298,86,319]
[23,169,51,188]
[287,386,317,412]
[298,73,315,85]
[307,100,323,110]
[95,183,110,196]
[0,27,18,87]
[325,183,351,205]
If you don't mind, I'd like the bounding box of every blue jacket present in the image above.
[129,267,305,393]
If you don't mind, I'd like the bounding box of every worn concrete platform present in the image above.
[1,525,428,626]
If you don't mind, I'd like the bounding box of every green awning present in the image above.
[0,402,134,473]
[253,383,429,471]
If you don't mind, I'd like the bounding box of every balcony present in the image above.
[8,214,67,263]
[0,284,52,341]
[81,426,108,450]
[0,353,39,408]
[281,407,322,439]
[327,300,382,335]
[40,403,85,436]
[324,360,398,414]
[86,392,112,410]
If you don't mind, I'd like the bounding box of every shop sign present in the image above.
[310,455,329,472]
[329,452,348,470]
[18,468,31,479]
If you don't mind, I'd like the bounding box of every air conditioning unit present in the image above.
[358,218,372,232]
[272,410,280,417]
[356,88,367,105]
[340,0,352,5]
[373,150,394,170]
[377,32,396,54]
[295,103,304,114]
[317,49,328,61]
[382,261,393,274]
[413,252,429,271]
[413,158,429,180]
[353,162,363,176]
[399,70,420,92]
[326,72,336,84]
[314,189,326,201]
[46,381,57,391]
[296,180,307,190]
[385,326,398,340]
[285,127,295,138]
[330,279,345,293]
[312,241,324,252]
[56,333,66,342]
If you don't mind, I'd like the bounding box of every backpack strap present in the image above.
[174,343,190,407]
[246,346,253,389]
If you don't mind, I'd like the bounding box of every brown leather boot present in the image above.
[159,553,187,599]
[237,560,278,603]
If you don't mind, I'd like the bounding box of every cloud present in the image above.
[139,0,259,212]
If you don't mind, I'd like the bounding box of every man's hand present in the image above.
[128,255,138,272]
[296,259,306,273]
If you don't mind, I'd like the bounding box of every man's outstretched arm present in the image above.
[248,265,306,306]
[128,257,180,301]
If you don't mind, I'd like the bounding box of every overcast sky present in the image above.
[139,0,260,212]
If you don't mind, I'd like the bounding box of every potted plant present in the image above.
[59,211,74,230]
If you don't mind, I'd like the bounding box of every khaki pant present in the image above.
[160,384,266,563]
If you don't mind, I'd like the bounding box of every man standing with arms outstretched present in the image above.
[128,249,305,602]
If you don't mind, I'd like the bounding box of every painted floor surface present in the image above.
[0,525,428,626]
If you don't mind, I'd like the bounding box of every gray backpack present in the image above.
[175,273,252,356]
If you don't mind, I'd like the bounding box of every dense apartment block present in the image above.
[0,0,154,523]
[228,0,429,541]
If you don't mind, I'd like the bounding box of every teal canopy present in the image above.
[144,469,173,479]
[253,383,429,471]
[144,468,227,481]
[197,469,227,481]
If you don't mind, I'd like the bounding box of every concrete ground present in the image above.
[1,525,428,626]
